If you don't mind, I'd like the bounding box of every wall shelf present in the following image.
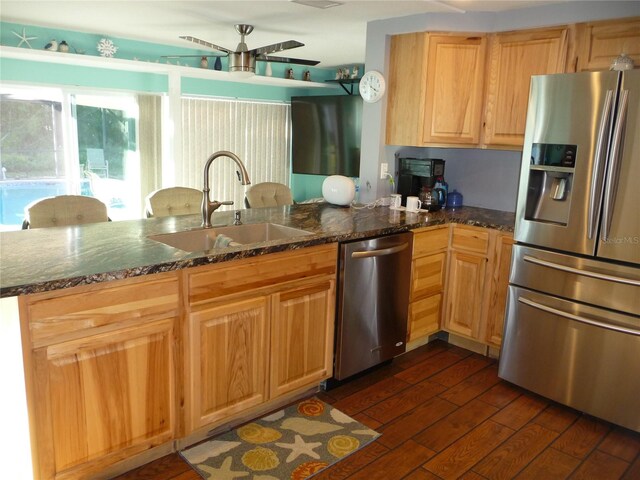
[325,77,361,95]
[0,46,339,89]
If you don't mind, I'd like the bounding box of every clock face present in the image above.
[360,71,386,103]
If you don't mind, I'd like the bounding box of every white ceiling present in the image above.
[1,0,563,67]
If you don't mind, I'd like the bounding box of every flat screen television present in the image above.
[291,94,362,177]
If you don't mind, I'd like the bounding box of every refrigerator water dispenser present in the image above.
[524,143,576,226]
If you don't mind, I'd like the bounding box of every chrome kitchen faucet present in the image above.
[201,151,251,228]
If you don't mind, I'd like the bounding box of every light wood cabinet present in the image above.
[189,297,270,429]
[184,244,337,435]
[575,17,640,71]
[481,233,515,347]
[386,33,486,146]
[482,27,569,147]
[444,249,488,338]
[423,34,487,145]
[408,226,449,342]
[444,225,514,347]
[270,281,335,398]
[20,274,180,480]
[386,33,427,147]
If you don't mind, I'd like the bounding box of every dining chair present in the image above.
[22,195,110,229]
[244,182,293,208]
[145,187,203,218]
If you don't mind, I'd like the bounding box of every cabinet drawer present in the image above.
[412,226,449,257]
[451,225,490,255]
[409,294,442,342]
[24,273,180,347]
[188,244,337,305]
[412,252,447,300]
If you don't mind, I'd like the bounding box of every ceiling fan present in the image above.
[179,24,320,74]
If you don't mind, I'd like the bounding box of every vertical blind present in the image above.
[180,96,291,210]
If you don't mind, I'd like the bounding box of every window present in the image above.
[180,96,291,209]
[0,86,142,230]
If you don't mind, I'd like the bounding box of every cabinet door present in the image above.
[423,35,487,145]
[386,33,427,146]
[32,319,175,479]
[483,234,515,347]
[270,280,335,398]
[483,28,568,147]
[189,297,269,429]
[444,250,487,338]
[576,17,640,72]
[409,294,442,342]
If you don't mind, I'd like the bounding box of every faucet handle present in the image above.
[220,200,234,206]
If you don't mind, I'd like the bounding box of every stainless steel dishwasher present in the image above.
[334,232,413,380]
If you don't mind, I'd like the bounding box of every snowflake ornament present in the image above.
[97,38,118,57]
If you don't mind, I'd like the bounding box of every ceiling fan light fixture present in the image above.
[290,0,343,9]
[229,51,256,77]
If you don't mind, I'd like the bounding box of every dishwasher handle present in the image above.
[351,242,409,259]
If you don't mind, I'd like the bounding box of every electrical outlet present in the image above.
[380,162,388,179]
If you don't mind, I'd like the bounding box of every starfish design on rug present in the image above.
[275,434,322,463]
[198,456,249,479]
[12,28,38,48]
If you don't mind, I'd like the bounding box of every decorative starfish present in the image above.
[12,28,38,49]
[198,456,249,480]
[275,434,322,463]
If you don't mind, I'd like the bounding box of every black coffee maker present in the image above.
[397,157,445,209]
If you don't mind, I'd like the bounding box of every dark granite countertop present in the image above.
[0,203,514,298]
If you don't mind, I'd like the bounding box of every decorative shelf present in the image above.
[325,77,361,95]
[0,46,339,89]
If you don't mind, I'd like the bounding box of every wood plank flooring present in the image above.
[116,340,640,480]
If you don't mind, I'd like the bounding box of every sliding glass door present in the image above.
[0,86,141,230]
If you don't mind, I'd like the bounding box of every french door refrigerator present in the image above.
[499,70,640,433]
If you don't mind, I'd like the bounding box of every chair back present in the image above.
[23,195,109,229]
[145,187,202,218]
[245,182,293,208]
[86,148,109,177]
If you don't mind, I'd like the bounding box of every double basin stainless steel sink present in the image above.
[148,222,313,252]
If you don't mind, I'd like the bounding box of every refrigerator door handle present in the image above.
[588,89,614,239]
[523,254,640,286]
[351,242,409,258]
[602,89,629,241]
[518,296,640,336]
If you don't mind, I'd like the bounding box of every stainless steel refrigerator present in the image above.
[499,70,640,433]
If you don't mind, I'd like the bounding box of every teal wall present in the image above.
[0,21,363,199]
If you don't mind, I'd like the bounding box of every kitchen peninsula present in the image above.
[0,203,514,480]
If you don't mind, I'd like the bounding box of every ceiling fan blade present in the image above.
[251,40,304,56]
[179,35,233,54]
[259,55,320,66]
[162,54,227,58]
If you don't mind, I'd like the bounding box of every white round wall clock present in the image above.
[359,70,386,103]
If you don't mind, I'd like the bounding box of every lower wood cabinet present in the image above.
[19,244,337,480]
[185,244,337,436]
[20,273,180,480]
[190,296,270,429]
[443,225,514,347]
[444,249,487,338]
[408,225,449,343]
[270,281,335,398]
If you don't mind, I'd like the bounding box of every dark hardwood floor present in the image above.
[117,340,640,480]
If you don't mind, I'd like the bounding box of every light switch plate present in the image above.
[380,162,388,179]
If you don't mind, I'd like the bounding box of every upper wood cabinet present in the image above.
[386,33,487,146]
[386,33,427,147]
[482,27,569,147]
[575,17,640,71]
[423,35,487,145]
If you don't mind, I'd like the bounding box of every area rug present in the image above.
[180,397,380,479]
